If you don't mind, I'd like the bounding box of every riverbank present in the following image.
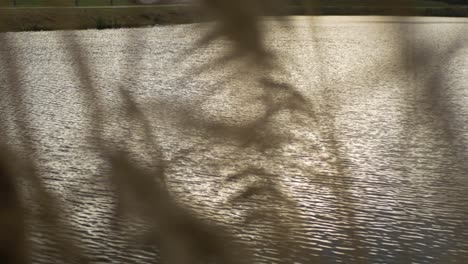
[0,5,467,32]
[290,5,468,16]
[0,5,194,32]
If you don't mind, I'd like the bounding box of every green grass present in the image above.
[0,5,194,32]
[0,0,138,7]
[318,0,450,7]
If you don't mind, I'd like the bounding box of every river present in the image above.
[0,16,467,263]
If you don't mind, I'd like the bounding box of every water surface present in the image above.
[0,16,467,263]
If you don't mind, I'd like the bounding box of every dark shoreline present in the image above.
[1,5,467,32]
[290,6,468,17]
[0,5,195,32]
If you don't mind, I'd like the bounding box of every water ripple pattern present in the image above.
[0,16,467,263]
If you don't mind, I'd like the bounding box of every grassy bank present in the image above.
[0,5,195,32]
[0,4,467,33]
[289,5,468,16]
[0,0,138,7]
[294,0,449,7]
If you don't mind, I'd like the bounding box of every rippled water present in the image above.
[1,16,468,263]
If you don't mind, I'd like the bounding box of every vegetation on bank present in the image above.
[289,0,467,6]
[0,5,195,32]
[290,5,468,16]
[0,2,467,33]
[0,0,139,7]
